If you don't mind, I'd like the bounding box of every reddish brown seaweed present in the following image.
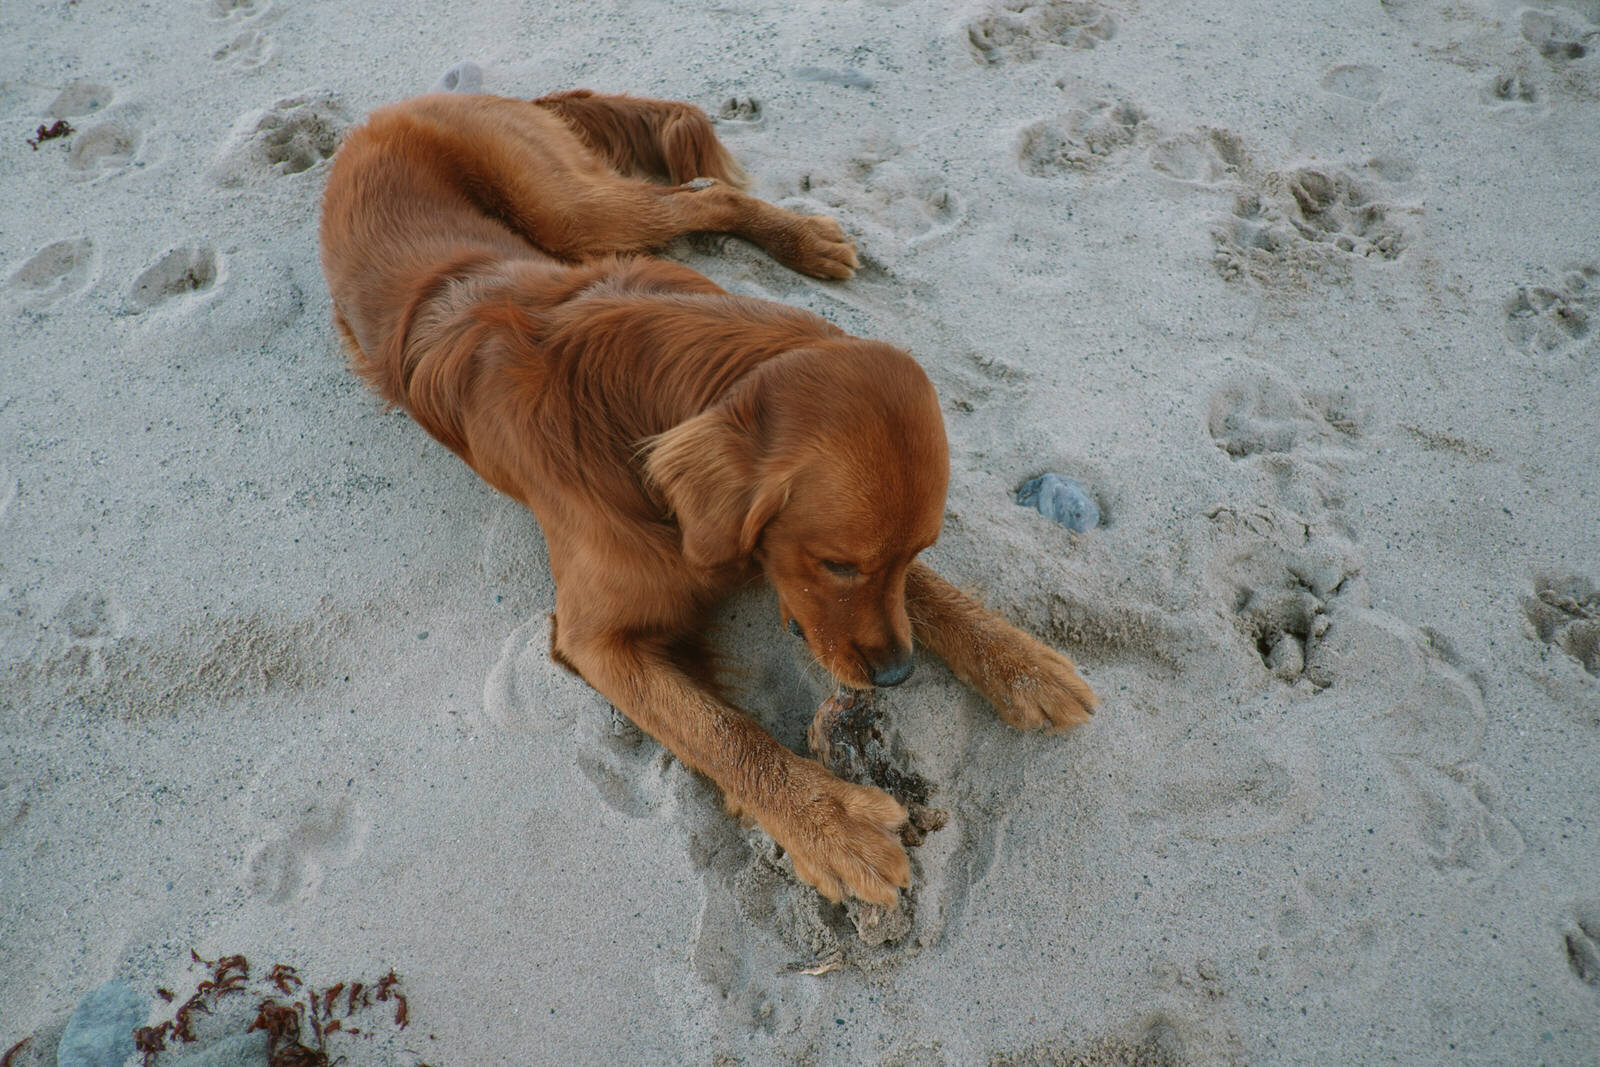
[26,120,72,149]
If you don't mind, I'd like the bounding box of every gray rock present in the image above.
[57,979,144,1067]
[1016,473,1101,532]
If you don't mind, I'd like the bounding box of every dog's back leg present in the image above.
[525,91,858,278]
[391,93,858,279]
[533,89,750,189]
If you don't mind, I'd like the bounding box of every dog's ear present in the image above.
[644,406,786,569]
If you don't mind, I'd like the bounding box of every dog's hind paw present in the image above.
[788,214,859,280]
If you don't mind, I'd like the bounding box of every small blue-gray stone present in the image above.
[1016,473,1100,532]
[57,979,145,1067]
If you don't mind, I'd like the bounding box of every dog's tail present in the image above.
[533,89,750,189]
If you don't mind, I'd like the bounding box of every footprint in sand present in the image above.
[246,797,369,904]
[1214,165,1409,285]
[683,801,825,1036]
[1148,127,1245,186]
[211,91,349,185]
[47,589,126,680]
[1481,69,1540,107]
[249,95,342,173]
[1148,713,1318,842]
[9,237,95,306]
[574,705,670,820]
[1272,869,1401,990]
[38,83,144,178]
[1523,574,1600,677]
[991,1016,1189,1067]
[1224,540,1358,687]
[1320,63,1385,102]
[793,158,968,266]
[213,28,276,71]
[1520,8,1596,61]
[1017,98,1148,177]
[483,614,668,818]
[1206,372,1361,687]
[47,80,113,119]
[1204,362,1518,872]
[1211,540,1524,871]
[967,0,1117,64]
[207,0,270,21]
[1315,614,1522,870]
[65,120,144,175]
[1503,266,1597,355]
[1396,759,1523,872]
[482,614,601,734]
[1037,111,1413,286]
[1567,900,1600,985]
[433,61,483,94]
[1205,369,1362,669]
[882,178,966,246]
[1207,368,1362,529]
[1020,91,1249,191]
[129,244,222,310]
[717,96,763,125]
[1283,168,1406,257]
[57,591,122,643]
[1207,372,1359,462]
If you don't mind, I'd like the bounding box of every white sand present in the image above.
[4,0,1599,1062]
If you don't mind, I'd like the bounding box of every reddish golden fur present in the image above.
[320,90,1095,905]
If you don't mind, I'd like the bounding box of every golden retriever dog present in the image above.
[319,90,1095,905]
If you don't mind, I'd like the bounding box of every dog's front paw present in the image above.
[985,635,1097,732]
[789,215,858,280]
[778,761,909,905]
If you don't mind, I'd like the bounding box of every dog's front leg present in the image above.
[906,561,1096,730]
[554,626,911,905]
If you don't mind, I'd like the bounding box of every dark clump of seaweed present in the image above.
[807,685,949,950]
[27,120,73,149]
[132,952,419,1067]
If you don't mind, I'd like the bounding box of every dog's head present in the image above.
[645,341,948,689]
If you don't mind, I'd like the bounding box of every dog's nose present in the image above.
[868,652,915,688]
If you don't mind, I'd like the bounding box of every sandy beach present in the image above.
[4,0,1599,1062]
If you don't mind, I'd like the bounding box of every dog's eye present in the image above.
[820,559,858,578]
